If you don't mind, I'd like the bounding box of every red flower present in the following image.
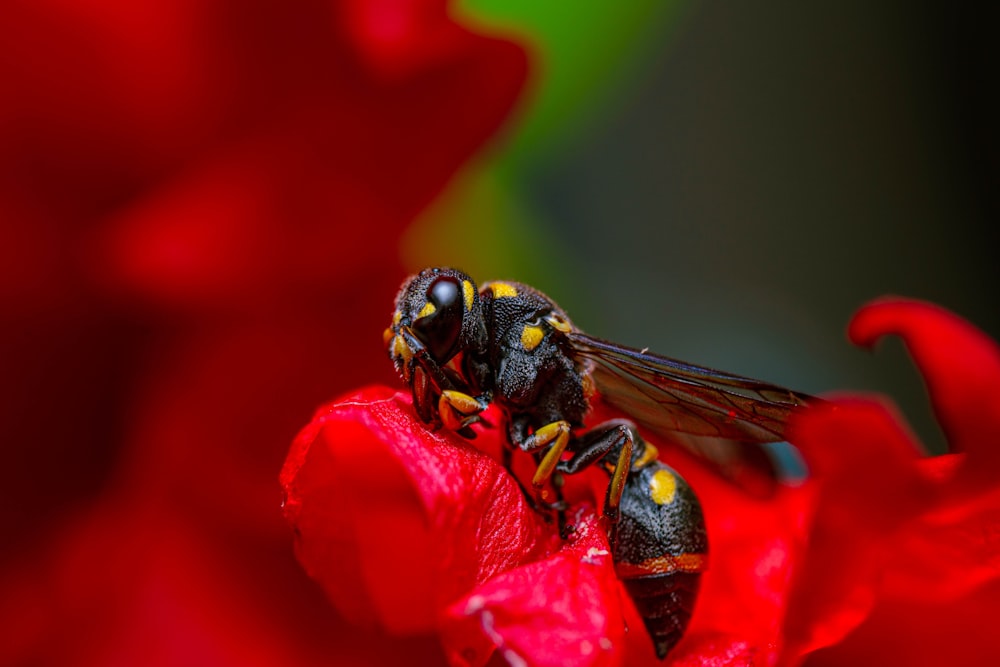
[281,388,812,666]
[281,298,1000,666]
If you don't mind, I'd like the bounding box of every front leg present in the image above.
[437,389,489,436]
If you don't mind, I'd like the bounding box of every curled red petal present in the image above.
[779,301,1000,663]
[848,298,1000,468]
[280,385,555,634]
[441,510,625,667]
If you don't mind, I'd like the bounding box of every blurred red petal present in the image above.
[117,316,400,540]
[4,0,527,311]
[0,501,297,667]
[441,511,624,667]
[341,0,463,78]
[684,473,810,665]
[848,298,1000,468]
[0,495,455,667]
[0,0,221,186]
[781,397,931,656]
[281,386,556,634]
[90,140,401,310]
[803,577,1000,667]
[882,464,1000,601]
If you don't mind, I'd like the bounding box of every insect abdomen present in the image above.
[618,572,701,659]
[612,463,708,660]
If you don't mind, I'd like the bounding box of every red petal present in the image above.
[340,0,465,79]
[782,397,931,656]
[665,635,759,667]
[802,577,1000,667]
[118,318,401,539]
[849,298,1000,469]
[881,460,1000,601]
[0,497,449,667]
[281,386,556,634]
[441,511,625,667]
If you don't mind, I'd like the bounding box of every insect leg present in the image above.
[521,420,571,491]
[517,420,573,526]
[501,418,569,526]
[398,326,457,394]
[557,420,637,548]
[437,390,487,431]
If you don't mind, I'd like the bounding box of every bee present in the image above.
[384,267,813,659]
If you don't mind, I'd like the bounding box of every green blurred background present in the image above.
[405,0,998,455]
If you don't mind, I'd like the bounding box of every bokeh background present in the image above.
[422,0,998,455]
[1,0,996,664]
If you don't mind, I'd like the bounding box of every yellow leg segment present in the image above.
[526,421,571,489]
[438,390,484,431]
[605,432,634,518]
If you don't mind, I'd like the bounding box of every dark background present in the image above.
[510,1,998,455]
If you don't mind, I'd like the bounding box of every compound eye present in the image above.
[428,275,462,312]
[413,275,464,362]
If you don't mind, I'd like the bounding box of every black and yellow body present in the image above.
[386,267,811,661]
[557,417,707,659]
[611,450,707,658]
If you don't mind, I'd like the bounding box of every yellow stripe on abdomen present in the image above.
[615,552,707,578]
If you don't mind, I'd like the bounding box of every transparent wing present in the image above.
[566,331,815,494]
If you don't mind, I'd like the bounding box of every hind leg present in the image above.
[558,420,638,547]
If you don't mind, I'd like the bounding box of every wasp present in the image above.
[385,267,813,659]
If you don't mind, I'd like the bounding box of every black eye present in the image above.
[428,275,461,311]
[413,276,464,362]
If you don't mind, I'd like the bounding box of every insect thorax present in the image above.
[479,280,591,432]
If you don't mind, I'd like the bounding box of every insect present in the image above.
[384,267,813,659]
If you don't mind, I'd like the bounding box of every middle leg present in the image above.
[558,420,640,548]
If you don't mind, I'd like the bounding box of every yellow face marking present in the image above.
[490,282,519,299]
[392,335,412,365]
[417,301,436,319]
[520,324,545,351]
[392,310,402,325]
[649,469,677,505]
[462,280,475,311]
